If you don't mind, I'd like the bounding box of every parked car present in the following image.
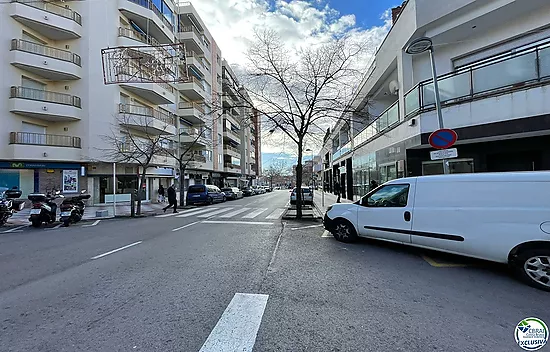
[186,184,226,205]
[290,187,314,205]
[323,172,550,291]
[242,187,255,196]
[221,187,243,200]
[263,186,272,192]
[255,187,266,194]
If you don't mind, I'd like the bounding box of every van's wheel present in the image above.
[332,219,358,243]
[208,197,213,205]
[513,249,550,292]
[222,196,226,202]
[31,220,41,228]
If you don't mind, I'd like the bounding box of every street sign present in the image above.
[430,148,458,161]
[429,128,458,149]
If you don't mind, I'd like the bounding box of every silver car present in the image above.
[290,187,313,205]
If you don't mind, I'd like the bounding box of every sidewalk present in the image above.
[6,202,168,226]
[313,191,353,215]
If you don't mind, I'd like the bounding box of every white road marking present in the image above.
[176,208,218,218]
[199,293,269,352]
[290,224,324,230]
[241,208,268,219]
[45,224,63,230]
[219,208,251,218]
[321,230,332,238]
[155,208,199,218]
[197,208,234,218]
[91,241,142,260]
[171,221,200,232]
[83,220,101,227]
[1,225,28,233]
[202,221,274,226]
[265,208,285,220]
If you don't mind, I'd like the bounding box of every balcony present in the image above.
[223,129,241,144]
[224,163,241,174]
[185,51,205,77]
[177,77,206,100]
[182,154,210,169]
[151,151,176,167]
[178,102,206,124]
[9,0,82,40]
[223,113,241,129]
[119,0,174,44]
[223,145,241,159]
[8,132,81,162]
[179,128,211,146]
[118,64,176,105]
[118,103,177,135]
[9,86,82,121]
[177,25,204,54]
[10,39,81,80]
[352,101,400,150]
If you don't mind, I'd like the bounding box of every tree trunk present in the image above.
[179,160,186,207]
[137,172,147,215]
[295,143,304,219]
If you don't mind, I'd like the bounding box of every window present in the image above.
[363,184,409,208]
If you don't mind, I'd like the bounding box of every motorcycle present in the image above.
[59,190,90,227]
[28,191,64,228]
[0,187,25,226]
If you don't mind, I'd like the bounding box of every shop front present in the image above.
[0,161,84,198]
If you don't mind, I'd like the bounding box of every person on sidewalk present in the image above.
[158,184,165,203]
[163,184,178,213]
[369,180,379,192]
[334,181,341,203]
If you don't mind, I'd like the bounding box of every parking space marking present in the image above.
[1,225,28,234]
[45,224,63,230]
[321,230,332,238]
[172,221,200,232]
[202,221,274,226]
[83,220,101,228]
[91,241,142,260]
[199,293,269,352]
[421,255,468,268]
[290,224,323,230]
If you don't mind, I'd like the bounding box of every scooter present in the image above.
[59,190,90,227]
[0,187,25,226]
[28,191,64,228]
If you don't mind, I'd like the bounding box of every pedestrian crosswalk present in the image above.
[155,207,286,221]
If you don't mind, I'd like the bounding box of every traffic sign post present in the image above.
[430,148,458,161]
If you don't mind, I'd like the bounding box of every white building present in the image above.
[0,0,260,203]
[323,0,550,201]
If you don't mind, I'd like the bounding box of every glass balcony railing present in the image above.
[9,132,81,148]
[127,0,173,32]
[352,101,399,150]
[404,41,550,117]
[11,39,81,66]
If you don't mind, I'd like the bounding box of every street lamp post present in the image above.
[405,37,449,174]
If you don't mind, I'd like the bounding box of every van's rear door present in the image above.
[356,180,417,243]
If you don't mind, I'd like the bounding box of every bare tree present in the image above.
[243,29,369,218]
[101,106,177,216]
[263,160,289,189]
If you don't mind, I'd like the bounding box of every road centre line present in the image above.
[1,225,27,233]
[202,220,274,226]
[91,241,142,260]
[199,293,269,352]
[291,224,324,230]
[83,220,101,227]
[172,221,200,232]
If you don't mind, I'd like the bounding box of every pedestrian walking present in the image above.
[335,181,341,203]
[158,184,165,203]
[163,184,178,213]
[369,180,379,192]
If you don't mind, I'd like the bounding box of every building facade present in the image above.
[319,0,550,201]
[0,0,260,204]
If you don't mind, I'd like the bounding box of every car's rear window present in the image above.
[188,185,205,193]
[221,188,232,192]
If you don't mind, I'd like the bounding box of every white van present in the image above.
[323,172,550,291]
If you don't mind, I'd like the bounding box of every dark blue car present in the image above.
[186,184,226,205]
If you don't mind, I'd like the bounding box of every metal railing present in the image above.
[223,145,240,155]
[118,103,176,125]
[182,154,206,163]
[178,102,205,113]
[10,86,81,108]
[224,163,241,170]
[404,41,550,117]
[12,0,82,25]
[118,27,160,46]
[223,129,241,141]
[179,25,202,38]
[127,0,173,32]
[10,132,81,148]
[11,39,81,66]
[181,76,205,90]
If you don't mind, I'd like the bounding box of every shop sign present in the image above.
[0,162,81,170]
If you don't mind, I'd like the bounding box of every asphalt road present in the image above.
[0,190,548,352]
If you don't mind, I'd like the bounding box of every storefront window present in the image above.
[99,176,138,202]
[379,163,397,184]
[422,159,474,175]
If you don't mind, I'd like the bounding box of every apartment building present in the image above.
[320,0,550,201]
[0,0,260,203]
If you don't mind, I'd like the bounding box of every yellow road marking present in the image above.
[421,255,469,268]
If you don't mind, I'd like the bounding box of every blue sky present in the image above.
[328,0,397,28]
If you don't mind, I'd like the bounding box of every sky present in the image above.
[189,0,397,167]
